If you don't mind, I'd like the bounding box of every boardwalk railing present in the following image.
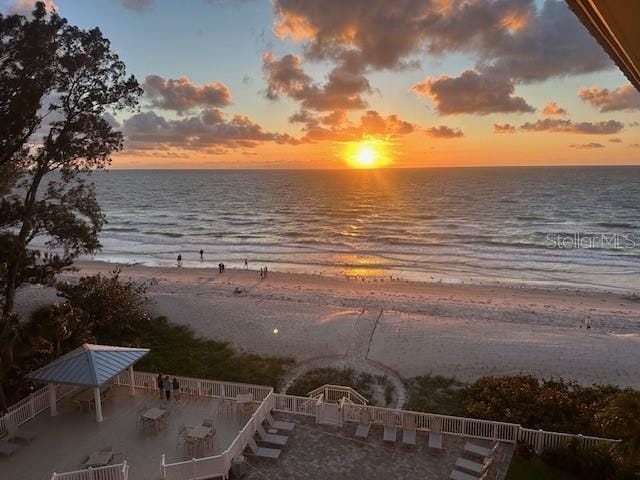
[51,462,129,480]
[308,384,369,405]
[518,428,618,452]
[0,383,76,438]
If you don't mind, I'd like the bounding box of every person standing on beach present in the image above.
[177,254,182,268]
[244,258,248,269]
[200,249,204,261]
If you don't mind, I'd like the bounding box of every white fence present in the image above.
[113,370,273,402]
[0,383,76,438]
[161,391,275,480]
[518,428,618,452]
[51,462,129,480]
[308,384,368,405]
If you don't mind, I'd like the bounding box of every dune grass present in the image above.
[506,455,576,480]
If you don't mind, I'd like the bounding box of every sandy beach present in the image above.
[15,260,640,389]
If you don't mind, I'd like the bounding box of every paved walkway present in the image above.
[281,308,407,408]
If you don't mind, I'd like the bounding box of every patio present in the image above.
[246,412,515,480]
[0,385,246,479]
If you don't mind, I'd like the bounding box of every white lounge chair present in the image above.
[402,416,416,446]
[7,423,37,444]
[450,469,489,480]
[428,418,444,450]
[354,410,371,439]
[455,456,492,474]
[464,441,498,458]
[247,437,280,459]
[266,412,295,431]
[383,413,397,443]
[0,440,20,458]
[256,424,288,446]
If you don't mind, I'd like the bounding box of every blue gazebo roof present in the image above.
[27,344,149,387]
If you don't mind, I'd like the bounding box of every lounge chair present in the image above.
[7,421,36,444]
[266,412,295,431]
[464,441,498,458]
[247,437,280,459]
[0,440,20,458]
[383,413,397,443]
[455,456,492,474]
[256,424,288,446]
[202,418,214,427]
[450,469,490,480]
[428,418,443,450]
[402,416,417,446]
[110,453,126,465]
[354,410,371,439]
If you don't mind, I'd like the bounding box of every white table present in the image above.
[141,408,167,432]
[84,450,112,468]
[185,426,213,457]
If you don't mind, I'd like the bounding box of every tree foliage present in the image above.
[0,2,141,409]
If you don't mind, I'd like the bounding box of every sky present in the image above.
[3,0,640,168]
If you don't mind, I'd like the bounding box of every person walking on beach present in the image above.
[259,267,263,279]
[177,254,182,268]
[218,262,222,273]
[200,249,204,261]
[264,265,268,278]
[172,377,180,401]
[221,263,225,273]
[157,372,164,399]
[163,375,172,401]
[244,258,248,269]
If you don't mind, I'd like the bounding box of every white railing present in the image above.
[114,371,273,402]
[518,428,619,452]
[308,384,369,405]
[51,462,129,480]
[0,383,76,437]
[342,402,520,442]
[161,391,274,480]
[273,393,318,417]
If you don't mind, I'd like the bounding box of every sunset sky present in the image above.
[4,0,640,168]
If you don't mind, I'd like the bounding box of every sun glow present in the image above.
[344,139,392,168]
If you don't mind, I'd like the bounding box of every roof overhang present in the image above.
[566,0,640,92]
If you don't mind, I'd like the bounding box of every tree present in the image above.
[0,3,142,410]
[597,391,640,468]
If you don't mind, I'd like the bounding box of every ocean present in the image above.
[88,167,640,292]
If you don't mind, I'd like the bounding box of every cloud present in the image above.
[542,101,567,116]
[520,118,624,135]
[578,84,640,112]
[425,125,463,139]
[272,0,610,81]
[412,70,534,115]
[493,123,516,134]
[608,138,622,143]
[143,75,231,112]
[120,0,153,11]
[569,142,604,149]
[122,109,298,152]
[292,109,415,142]
[262,52,370,112]
[9,0,56,14]
[630,144,640,148]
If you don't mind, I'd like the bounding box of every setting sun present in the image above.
[344,139,392,168]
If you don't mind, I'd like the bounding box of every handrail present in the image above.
[51,461,128,480]
[307,384,369,405]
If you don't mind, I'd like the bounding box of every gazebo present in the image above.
[27,343,149,423]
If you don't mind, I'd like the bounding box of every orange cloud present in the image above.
[493,123,516,134]
[578,84,640,112]
[542,101,567,116]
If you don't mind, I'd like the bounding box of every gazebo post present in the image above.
[48,383,57,416]
[129,365,135,396]
[94,387,103,422]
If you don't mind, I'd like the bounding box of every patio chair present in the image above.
[266,412,295,431]
[0,439,20,458]
[464,441,498,458]
[354,409,371,439]
[100,445,113,454]
[202,418,214,427]
[402,415,417,446]
[383,413,397,443]
[428,418,443,450]
[450,469,490,480]
[256,424,288,446]
[7,420,36,444]
[176,425,191,447]
[217,398,234,417]
[455,456,493,474]
[247,437,280,459]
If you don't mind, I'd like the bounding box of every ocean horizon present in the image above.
[83,166,640,292]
